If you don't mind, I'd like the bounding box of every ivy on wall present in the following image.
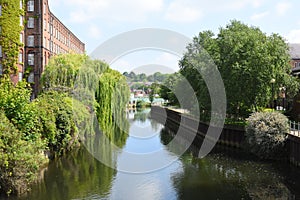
[0,0,24,75]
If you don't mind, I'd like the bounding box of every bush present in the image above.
[34,91,89,155]
[136,100,150,108]
[0,79,40,141]
[0,111,48,195]
[245,111,289,159]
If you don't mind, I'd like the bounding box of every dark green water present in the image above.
[6,109,300,200]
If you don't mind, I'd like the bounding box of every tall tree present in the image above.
[179,20,299,120]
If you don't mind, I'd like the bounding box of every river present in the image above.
[7,108,300,200]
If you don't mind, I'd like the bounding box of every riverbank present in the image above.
[150,106,300,168]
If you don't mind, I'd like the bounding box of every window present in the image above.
[295,62,298,68]
[0,64,2,75]
[50,41,53,52]
[44,19,46,30]
[43,37,46,47]
[43,53,46,66]
[27,35,34,47]
[28,72,34,83]
[20,0,23,9]
[0,5,2,16]
[0,45,2,57]
[20,33,23,43]
[18,52,23,63]
[20,16,23,26]
[50,25,53,35]
[18,72,22,82]
[43,3,46,14]
[27,0,34,12]
[28,53,34,65]
[298,62,300,67]
[27,17,34,28]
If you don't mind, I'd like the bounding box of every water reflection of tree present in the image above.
[170,150,292,199]
[130,108,151,122]
[159,127,293,199]
[133,110,148,122]
[19,147,115,200]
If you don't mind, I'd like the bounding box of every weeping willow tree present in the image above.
[41,53,130,147]
[95,69,130,148]
[40,53,88,92]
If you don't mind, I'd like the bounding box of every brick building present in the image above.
[26,0,85,97]
[290,43,300,76]
[0,0,85,98]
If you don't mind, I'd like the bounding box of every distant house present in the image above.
[288,43,300,119]
[289,43,300,76]
[134,89,146,98]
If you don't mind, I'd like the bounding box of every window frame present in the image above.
[27,0,34,12]
[27,35,34,47]
[28,53,34,65]
[27,17,34,28]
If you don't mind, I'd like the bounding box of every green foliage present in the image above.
[0,78,40,140]
[149,82,160,103]
[245,111,289,159]
[136,99,150,108]
[123,71,170,83]
[0,52,130,195]
[159,73,180,106]
[0,111,48,196]
[179,20,299,120]
[0,0,24,74]
[41,53,88,91]
[34,91,89,154]
[96,69,130,147]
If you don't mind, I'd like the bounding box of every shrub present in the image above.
[0,79,40,140]
[245,111,289,159]
[0,111,48,195]
[34,91,89,155]
[136,100,150,108]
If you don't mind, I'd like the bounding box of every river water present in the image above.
[8,108,300,200]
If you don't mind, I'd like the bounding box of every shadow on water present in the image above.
[159,122,300,200]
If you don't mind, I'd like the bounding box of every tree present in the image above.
[159,73,180,106]
[179,20,299,120]
[138,73,147,82]
[149,82,160,103]
[95,69,130,147]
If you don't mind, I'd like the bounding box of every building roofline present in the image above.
[49,11,85,47]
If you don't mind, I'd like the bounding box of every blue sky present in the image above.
[49,0,300,73]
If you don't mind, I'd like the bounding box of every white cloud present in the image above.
[111,59,132,72]
[276,2,291,16]
[59,0,163,23]
[164,0,268,23]
[199,0,266,11]
[286,30,300,43]
[164,0,203,23]
[69,10,93,23]
[250,11,270,21]
[251,0,265,8]
[88,24,102,39]
[154,52,179,68]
